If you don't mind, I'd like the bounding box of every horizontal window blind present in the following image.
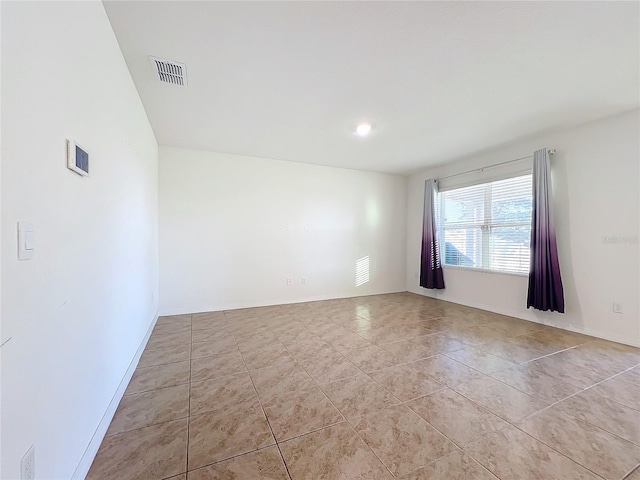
[439,174,532,275]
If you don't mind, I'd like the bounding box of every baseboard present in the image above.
[159,289,407,316]
[407,287,640,348]
[71,312,159,480]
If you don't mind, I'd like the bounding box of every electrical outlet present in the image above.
[613,302,623,314]
[21,445,35,480]
[286,278,292,286]
[301,277,306,284]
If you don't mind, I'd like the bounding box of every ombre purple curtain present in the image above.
[527,148,565,312]
[420,179,445,289]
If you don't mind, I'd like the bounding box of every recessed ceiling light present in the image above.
[355,123,372,137]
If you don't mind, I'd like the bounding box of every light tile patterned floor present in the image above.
[87,293,640,480]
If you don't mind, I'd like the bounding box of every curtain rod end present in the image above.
[549,149,556,155]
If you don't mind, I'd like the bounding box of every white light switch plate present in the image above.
[18,222,35,260]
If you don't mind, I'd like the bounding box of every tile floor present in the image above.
[87,292,640,480]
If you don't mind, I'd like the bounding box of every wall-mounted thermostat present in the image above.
[67,139,89,176]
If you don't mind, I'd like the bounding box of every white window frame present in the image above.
[438,174,532,276]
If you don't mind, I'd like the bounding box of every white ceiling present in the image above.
[104,1,639,174]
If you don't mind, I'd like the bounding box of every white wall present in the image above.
[1,2,158,479]
[407,110,640,347]
[159,147,407,314]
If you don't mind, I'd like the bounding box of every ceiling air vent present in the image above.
[149,56,187,87]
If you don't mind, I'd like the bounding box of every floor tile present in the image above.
[191,336,238,359]
[187,446,289,480]
[449,324,511,347]
[153,322,191,337]
[91,292,640,480]
[464,425,601,480]
[444,345,518,374]
[147,330,192,349]
[384,322,446,341]
[528,348,630,389]
[475,339,552,364]
[156,314,191,326]
[299,351,363,384]
[407,388,509,447]
[517,407,640,480]
[617,366,640,386]
[341,345,404,373]
[589,375,640,410]
[138,343,191,369]
[380,339,435,362]
[483,318,543,337]
[410,333,466,353]
[236,331,280,353]
[87,419,188,480]
[263,386,344,441]
[453,375,549,423]
[369,364,444,401]
[489,364,583,403]
[356,326,406,344]
[249,357,316,401]
[279,422,392,480]
[281,334,327,358]
[487,332,565,355]
[397,450,499,480]
[191,311,226,330]
[626,466,640,479]
[522,328,593,350]
[187,402,275,470]
[107,384,189,436]
[352,404,457,477]
[190,372,258,416]
[290,342,336,364]
[574,340,640,368]
[320,374,399,419]
[191,328,234,344]
[126,361,190,395]
[191,350,246,382]
[242,341,294,370]
[552,388,640,445]
[408,355,484,387]
[326,331,373,352]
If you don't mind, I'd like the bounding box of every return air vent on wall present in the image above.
[149,56,187,87]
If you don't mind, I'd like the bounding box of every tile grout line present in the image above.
[270,319,396,478]
[443,378,611,480]
[184,314,194,476]
[280,320,428,479]
[235,322,294,480]
[92,298,639,479]
[621,463,640,479]
[505,422,608,480]
[267,305,626,479]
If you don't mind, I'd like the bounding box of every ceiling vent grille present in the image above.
[149,56,187,87]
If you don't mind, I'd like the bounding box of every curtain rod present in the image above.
[439,149,556,181]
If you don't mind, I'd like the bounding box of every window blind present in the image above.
[439,174,532,275]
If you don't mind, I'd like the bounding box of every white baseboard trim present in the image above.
[407,288,640,348]
[71,312,159,480]
[159,289,407,317]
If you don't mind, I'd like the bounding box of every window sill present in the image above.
[443,265,529,278]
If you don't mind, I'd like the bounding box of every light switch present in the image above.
[18,222,35,260]
[25,231,35,250]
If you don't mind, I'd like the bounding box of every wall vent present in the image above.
[149,56,187,87]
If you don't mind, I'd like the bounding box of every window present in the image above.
[439,174,532,275]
